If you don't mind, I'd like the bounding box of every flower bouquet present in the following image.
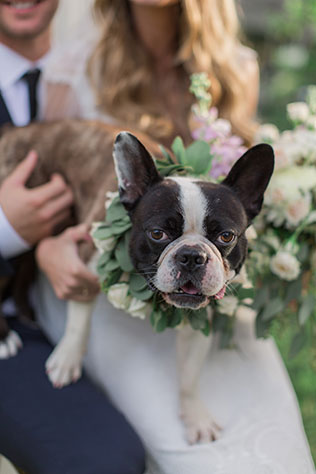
[92,74,316,355]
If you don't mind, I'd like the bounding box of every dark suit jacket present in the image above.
[0,90,14,277]
[0,254,13,277]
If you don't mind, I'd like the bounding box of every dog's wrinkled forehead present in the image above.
[168,177,207,234]
[136,176,247,236]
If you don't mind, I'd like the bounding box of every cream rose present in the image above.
[107,283,131,310]
[91,222,117,254]
[94,236,116,253]
[287,102,310,123]
[217,295,239,316]
[127,298,151,320]
[284,195,311,227]
[254,123,280,143]
[270,251,300,281]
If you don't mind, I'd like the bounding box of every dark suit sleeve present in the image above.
[0,253,13,277]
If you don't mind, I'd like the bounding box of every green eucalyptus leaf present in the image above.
[188,308,208,330]
[101,268,123,291]
[114,238,134,272]
[158,164,187,177]
[237,287,255,301]
[93,226,115,240]
[150,310,168,332]
[111,220,132,235]
[171,136,186,164]
[130,287,153,301]
[284,278,302,307]
[183,140,213,175]
[288,329,307,359]
[106,200,128,223]
[157,146,174,164]
[298,294,315,325]
[218,327,233,349]
[166,307,182,328]
[255,313,271,338]
[253,286,270,311]
[97,251,112,269]
[201,320,211,336]
[129,274,148,292]
[104,259,120,272]
[260,297,284,321]
[212,312,229,332]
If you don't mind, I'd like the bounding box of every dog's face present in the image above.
[113,133,274,310]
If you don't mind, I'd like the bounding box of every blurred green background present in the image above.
[239,0,316,463]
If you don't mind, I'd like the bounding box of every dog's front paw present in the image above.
[0,330,22,359]
[180,396,221,444]
[46,339,83,388]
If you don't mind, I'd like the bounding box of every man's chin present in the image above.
[0,0,58,41]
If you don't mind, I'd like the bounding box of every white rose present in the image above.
[273,146,293,170]
[107,283,131,310]
[284,195,311,228]
[265,186,286,206]
[254,124,280,143]
[270,251,300,281]
[217,295,239,316]
[232,265,252,288]
[268,167,316,201]
[127,298,151,320]
[95,235,116,253]
[305,115,316,130]
[287,102,309,123]
[245,225,257,242]
[91,222,117,254]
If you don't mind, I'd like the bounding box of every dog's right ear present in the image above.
[113,132,162,212]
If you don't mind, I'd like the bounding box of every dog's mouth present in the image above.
[162,281,226,309]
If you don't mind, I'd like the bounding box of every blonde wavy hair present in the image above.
[88,0,257,144]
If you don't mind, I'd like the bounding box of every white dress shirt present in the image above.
[0,43,49,259]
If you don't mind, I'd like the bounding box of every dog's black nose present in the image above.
[175,247,208,271]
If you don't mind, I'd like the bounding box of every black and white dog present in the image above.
[111,133,274,443]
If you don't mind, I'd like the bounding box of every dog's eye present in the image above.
[148,229,168,241]
[218,231,235,244]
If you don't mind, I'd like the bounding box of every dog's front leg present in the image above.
[46,299,95,388]
[177,323,221,444]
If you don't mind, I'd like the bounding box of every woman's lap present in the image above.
[35,273,315,474]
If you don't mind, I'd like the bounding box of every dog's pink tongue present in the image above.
[213,286,226,300]
[180,282,199,295]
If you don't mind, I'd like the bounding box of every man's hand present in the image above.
[0,150,73,245]
[36,224,100,302]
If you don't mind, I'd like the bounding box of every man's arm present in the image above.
[0,150,73,258]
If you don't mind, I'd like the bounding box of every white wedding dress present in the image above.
[35,38,315,474]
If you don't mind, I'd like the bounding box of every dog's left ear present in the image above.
[222,143,274,222]
[113,132,162,211]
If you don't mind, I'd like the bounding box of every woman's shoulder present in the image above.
[44,34,97,86]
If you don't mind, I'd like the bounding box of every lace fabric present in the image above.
[42,35,114,124]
